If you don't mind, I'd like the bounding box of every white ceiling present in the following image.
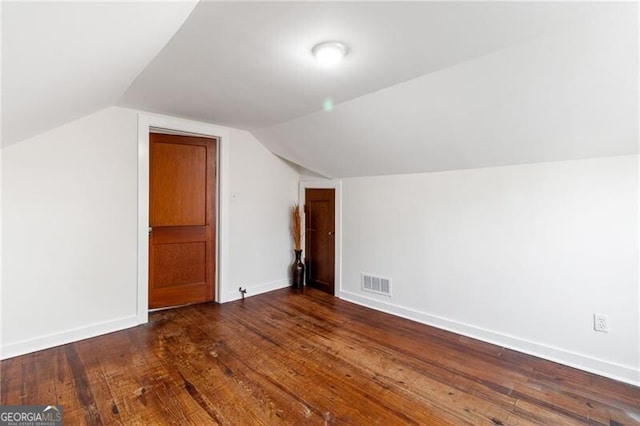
[120,1,611,130]
[254,3,639,177]
[2,1,198,146]
[3,2,638,178]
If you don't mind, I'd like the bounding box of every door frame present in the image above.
[299,180,342,295]
[137,113,230,325]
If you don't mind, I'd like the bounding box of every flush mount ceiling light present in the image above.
[312,41,348,67]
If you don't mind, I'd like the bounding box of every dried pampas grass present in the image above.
[290,204,302,250]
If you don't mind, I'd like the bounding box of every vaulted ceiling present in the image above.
[2,1,198,146]
[3,1,638,178]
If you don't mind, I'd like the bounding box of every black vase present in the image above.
[291,249,305,289]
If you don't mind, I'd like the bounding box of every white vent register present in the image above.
[361,273,392,296]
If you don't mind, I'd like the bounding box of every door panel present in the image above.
[305,188,335,295]
[151,142,207,226]
[153,242,206,289]
[149,133,216,309]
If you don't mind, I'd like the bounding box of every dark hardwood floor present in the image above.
[1,287,638,425]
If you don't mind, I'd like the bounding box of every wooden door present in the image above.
[149,133,216,309]
[305,188,335,294]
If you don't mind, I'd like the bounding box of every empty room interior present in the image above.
[1,1,639,425]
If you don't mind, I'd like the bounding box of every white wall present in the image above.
[0,147,3,358]
[2,107,139,356]
[1,106,299,358]
[340,155,639,385]
[1,2,4,356]
[224,129,299,302]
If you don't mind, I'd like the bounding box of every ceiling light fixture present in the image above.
[312,41,348,67]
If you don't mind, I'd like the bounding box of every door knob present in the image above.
[328,231,334,236]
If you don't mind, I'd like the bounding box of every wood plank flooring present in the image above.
[1,287,638,425]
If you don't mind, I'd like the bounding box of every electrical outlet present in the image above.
[594,314,609,333]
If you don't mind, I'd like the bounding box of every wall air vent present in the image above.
[361,273,392,296]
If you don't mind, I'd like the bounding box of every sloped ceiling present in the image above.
[121,2,594,129]
[3,2,638,178]
[122,1,638,177]
[254,4,639,177]
[2,1,198,146]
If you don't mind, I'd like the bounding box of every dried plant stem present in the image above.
[290,204,302,250]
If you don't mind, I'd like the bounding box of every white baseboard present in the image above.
[221,279,290,303]
[2,280,292,358]
[5,288,636,388]
[339,290,639,387]
[1,315,140,360]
